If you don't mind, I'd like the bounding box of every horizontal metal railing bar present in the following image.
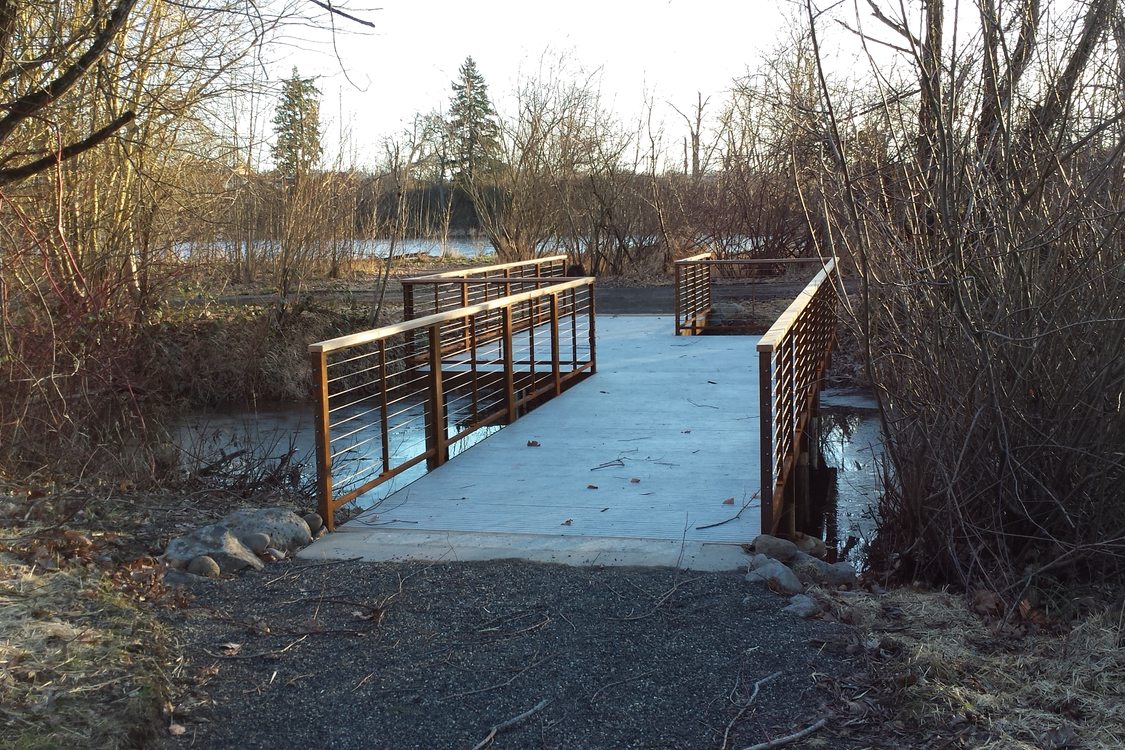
[331,451,433,507]
[398,255,568,282]
[401,275,583,286]
[312,279,592,355]
[674,257,829,266]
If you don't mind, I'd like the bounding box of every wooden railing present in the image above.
[674,255,830,335]
[673,252,713,335]
[757,259,838,534]
[402,255,568,320]
[309,278,596,530]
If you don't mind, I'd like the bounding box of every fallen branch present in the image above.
[738,718,828,750]
[721,670,783,750]
[696,492,759,530]
[441,653,550,700]
[470,698,550,750]
[589,668,659,702]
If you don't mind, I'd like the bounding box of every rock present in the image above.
[789,551,858,588]
[748,534,799,562]
[745,560,803,595]
[263,547,286,562]
[186,555,221,578]
[164,568,206,586]
[220,508,311,553]
[165,524,264,574]
[242,532,271,555]
[747,553,773,571]
[793,532,828,560]
[782,593,821,618]
[302,512,324,535]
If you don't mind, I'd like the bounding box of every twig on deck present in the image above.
[721,670,783,750]
[469,698,550,750]
[590,458,625,470]
[737,717,827,750]
[687,398,720,409]
[695,492,758,530]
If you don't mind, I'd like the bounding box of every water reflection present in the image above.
[808,390,886,562]
[175,402,497,508]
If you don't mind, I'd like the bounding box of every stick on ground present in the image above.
[470,698,550,750]
[738,717,828,750]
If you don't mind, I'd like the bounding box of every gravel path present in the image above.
[160,559,847,750]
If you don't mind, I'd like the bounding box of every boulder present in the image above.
[186,555,221,578]
[165,524,264,574]
[302,512,324,535]
[790,551,858,588]
[164,568,207,586]
[748,534,799,563]
[745,560,803,595]
[782,593,821,618]
[242,532,271,555]
[747,553,773,572]
[219,508,311,553]
[792,532,828,560]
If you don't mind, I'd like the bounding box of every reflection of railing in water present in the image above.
[757,260,838,535]
[309,278,596,530]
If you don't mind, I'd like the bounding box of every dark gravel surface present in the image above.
[160,559,850,750]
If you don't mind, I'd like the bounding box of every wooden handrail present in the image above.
[403,255,568,281]
[756,257,838,534]
[309,278,597,530]
[312,278,593,355]
[757,260,836,353]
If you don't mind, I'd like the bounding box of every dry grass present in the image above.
[0,558,169,749]
[823,587,1125,749]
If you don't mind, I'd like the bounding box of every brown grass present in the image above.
[821,587,1125,749]
[0,559,169,749]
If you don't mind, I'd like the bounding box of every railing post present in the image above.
[550,292,561,396]
[425,325,448,469]
[502,305,517,423]
[588,281,598,374]
[310,348,335,531]
[758,349,774,535]
[674,262,682,335]
[402,282,414,321]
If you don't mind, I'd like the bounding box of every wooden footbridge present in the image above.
[304,254,837,567]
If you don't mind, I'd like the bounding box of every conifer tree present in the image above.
[272,68,322,184]
[447,56,500,187]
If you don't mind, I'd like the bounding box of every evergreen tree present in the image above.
[447,56,500,186]
[272,68,322,183]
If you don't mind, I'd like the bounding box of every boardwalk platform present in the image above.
[301,315,762,570]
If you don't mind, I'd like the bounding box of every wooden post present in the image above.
[502,305,517,423]
[795,448,810,532]
[587,282,598,374]
[674,262,682,335]
[310,348,335,531]
[549,293,562,395]
[758,350,774,534]
[425,325,448,469]
[378,340,390,474]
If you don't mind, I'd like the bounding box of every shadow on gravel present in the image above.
[160,559,848,750]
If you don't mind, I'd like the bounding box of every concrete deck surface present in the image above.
[300,315,761,571]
